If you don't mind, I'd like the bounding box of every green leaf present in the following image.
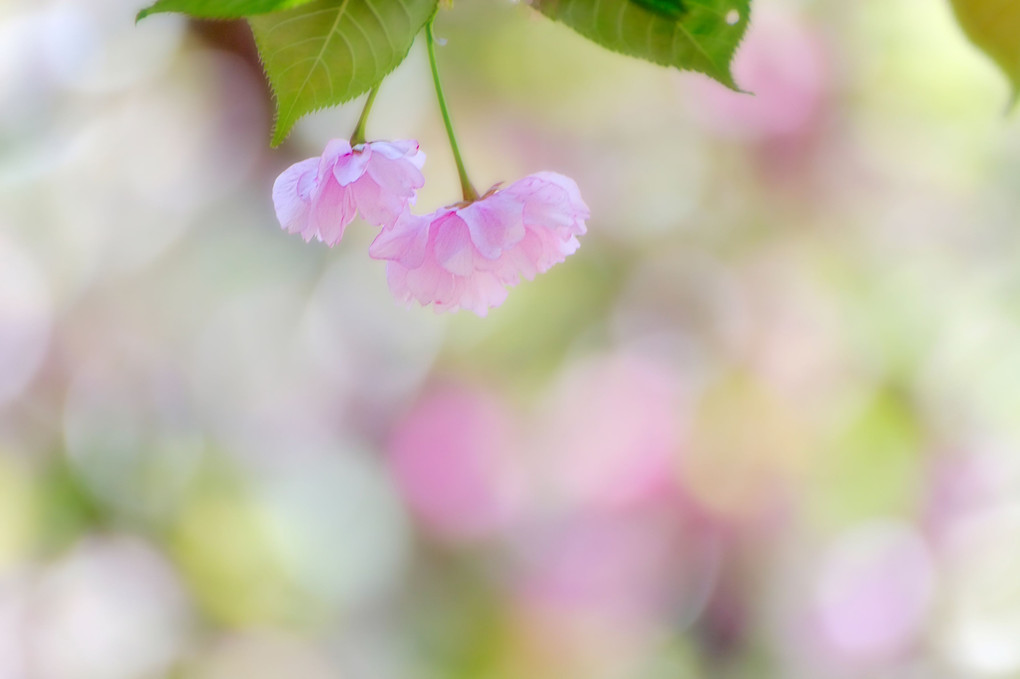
[950,0,1020,105]
[532,0,750,89]
[137,0,318,21]
[249,0,437,146]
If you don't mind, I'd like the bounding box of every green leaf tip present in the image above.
[250,0,438,146]
[533,0,751,90]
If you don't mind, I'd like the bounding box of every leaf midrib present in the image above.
[282,0,352,125]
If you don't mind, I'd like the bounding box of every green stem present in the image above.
[425,18,478,202]
[350,85,380,146]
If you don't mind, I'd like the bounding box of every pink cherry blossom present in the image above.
[272,139,425,246]
[368,171,588,316]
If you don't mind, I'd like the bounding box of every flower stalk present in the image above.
[425,17,479,202]
[350,85,380,146]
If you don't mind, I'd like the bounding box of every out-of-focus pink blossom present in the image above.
[689,10,827,140]
[514,504,722,629]
[790,523,935,670]
[534,353,683,511]
[369,172,588,316]
[272,139,425,246]
[923,448,1006,552]
[387,383,522,541]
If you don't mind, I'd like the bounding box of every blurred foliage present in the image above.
[950,0,1020,105]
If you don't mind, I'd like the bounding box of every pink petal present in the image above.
[333,147,372,186]
[432,213,477,276]
[457,271,508,317]
[319,138,353,168]
[385,262,413,306]
[272,157,319,239]
[458,192,525,260]
[506,172,589,236]
[370,140,426,170]
[310,178,356,246]
[366,154,426,198]
[525,225,580,274]
[528,171,587,211]
[402,258,458,308]
[353,176,410,228]
[369,212,431,268]
[352,141,425,227]
[349,178,386,227]
[491,229,544,283]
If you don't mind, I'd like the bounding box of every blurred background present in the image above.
[2,0,1020,676]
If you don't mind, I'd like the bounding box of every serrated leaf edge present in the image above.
[251,0,435,146]
[533,0,751,91]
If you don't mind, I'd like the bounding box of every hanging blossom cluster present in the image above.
[272,140,589,317]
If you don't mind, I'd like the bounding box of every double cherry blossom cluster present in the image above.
[272,139,589,316]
